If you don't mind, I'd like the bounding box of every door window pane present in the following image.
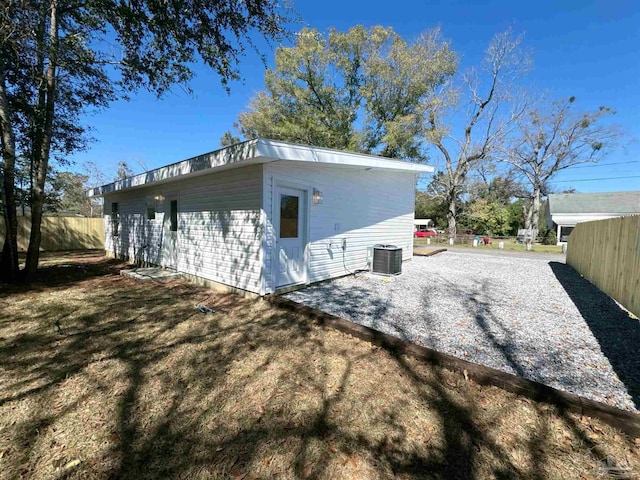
[280,194,299,238]
[170,200,178,231]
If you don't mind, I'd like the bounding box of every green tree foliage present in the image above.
[49,171,92,215]
[464,173,526,236]
[541,228,557,245]
[477,175,525,205]
[506,199,525,235]
[415,190,448,229]
[415,171,458,229]
[0,0,293,281]
[220,131,241,147]
[465,198,512,236]
[237,25,457,161]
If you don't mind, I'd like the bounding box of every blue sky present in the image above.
[71,0,640,193]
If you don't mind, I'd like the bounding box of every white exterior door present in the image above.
[161,197,179,270]
[276,187,306,287]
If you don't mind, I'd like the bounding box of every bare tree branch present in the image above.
[499,96,619,233]
[423,28,530,238]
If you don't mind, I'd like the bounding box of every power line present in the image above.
[549,175,640,183]
[569,160,640,169]
[555,169,640,178]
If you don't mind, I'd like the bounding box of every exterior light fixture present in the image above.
[153,194,164,213]
[312,188,323,205]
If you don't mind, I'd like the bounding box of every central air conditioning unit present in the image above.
[368,244,402,276]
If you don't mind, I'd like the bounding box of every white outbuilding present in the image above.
[87,139,433,295]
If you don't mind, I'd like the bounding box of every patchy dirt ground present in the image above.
[0,251,639,479]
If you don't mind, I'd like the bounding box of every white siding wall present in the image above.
[102,161,417,296]
[103,165,264,294]
[104,201,114,253]
[103,194,149,262]
[263,163,416,293]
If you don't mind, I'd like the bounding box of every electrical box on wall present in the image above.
[366,246,374,269]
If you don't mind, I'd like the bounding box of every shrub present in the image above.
[542,229,557,245]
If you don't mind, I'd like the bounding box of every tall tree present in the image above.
[501,97,618,234]
[416,171,458,229]
[49,171,91,215]
[115,161,134,181]
[1,0,293,281]
[82,160,108,217]
[237,25,457,161]
[423,29,529,239]
[0,0,21,280]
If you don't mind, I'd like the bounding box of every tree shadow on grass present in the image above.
[549,262,640,410]
[1,250,125,296]
[1,253,638,479]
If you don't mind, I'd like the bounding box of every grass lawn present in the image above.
[1,252,638,479]
[414,238,565,254]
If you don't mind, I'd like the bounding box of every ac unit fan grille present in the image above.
[371,245,402,276]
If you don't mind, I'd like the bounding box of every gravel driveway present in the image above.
[285,251,640,412]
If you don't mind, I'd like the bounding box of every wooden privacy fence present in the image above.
[0,217,104,251]
[567,215,640,318]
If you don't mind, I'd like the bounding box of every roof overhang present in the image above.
[550,213,624,226]
[86,138,434,197]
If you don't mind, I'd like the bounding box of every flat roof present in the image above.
[86,138,434,197]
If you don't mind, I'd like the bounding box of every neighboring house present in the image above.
[546,191,640,244]
[87,139,433,295]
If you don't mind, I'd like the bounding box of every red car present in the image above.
[414,228,437,238]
